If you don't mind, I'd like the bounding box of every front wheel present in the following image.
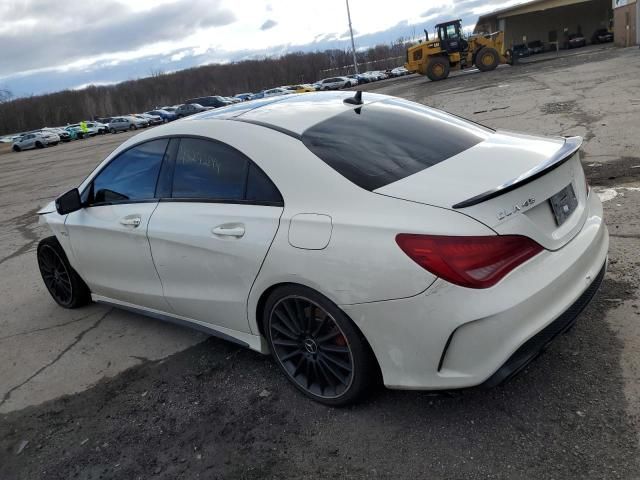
[37,236,91,309]
[35,141,44,148]
[476,47,499,71]
[110,128,116,134]
[263,285,378,406]
[426,57,450,81]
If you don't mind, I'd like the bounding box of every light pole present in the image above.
[345,0,359,74]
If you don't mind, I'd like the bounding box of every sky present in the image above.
[0,0,526,97]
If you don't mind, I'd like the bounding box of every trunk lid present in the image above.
[374,131,589,250]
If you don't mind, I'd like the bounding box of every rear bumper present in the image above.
[481,260,605,387]
[342,192,608,390]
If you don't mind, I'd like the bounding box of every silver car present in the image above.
[175,103,207,118]
[12,130,60,152]
[318,77,351,90]
[107,117,136,133]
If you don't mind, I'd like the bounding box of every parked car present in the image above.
[263,87,292,98]
[591,28,613,44]
[145,109,177,122]
[527,40,544,54]
[138,113,163,126]
[285,84,316,93]
[35,91,608,406]
[390,66,409,76]
[250,92,265,100]
[175,103,208,118]
[354,73,371,84]
[185,96,232,109]
[234,93,253,101]
[43,127,71,142]
[86,121,108,134]
[318,77,351,90]
[129,115,150,128]
[107,117,136,133]
[511,43,531,58]
[160,106,179,113]
[568,33,586,48]
[65,125,90,139]
[96,117,113,125]
[13,130,59,151]
[345,76,358,87]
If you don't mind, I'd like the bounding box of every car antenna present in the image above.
[343,90,363,105]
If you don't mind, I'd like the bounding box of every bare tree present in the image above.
[0,40,412,135]
[0,88,13,103]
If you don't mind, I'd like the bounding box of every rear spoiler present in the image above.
[452,136,582,209]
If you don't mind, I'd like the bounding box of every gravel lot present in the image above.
[1,46,639,479]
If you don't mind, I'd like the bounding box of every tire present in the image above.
[37,236,91,309]
[110,128,116,134]
[35,141,44,149]
[263,285,378,406]
[51,142,58,146]
[476,47,499,72]
[426,57,450,81]
[13,145,20,152]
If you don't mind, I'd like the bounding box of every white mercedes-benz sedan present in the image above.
[37,92,608,405]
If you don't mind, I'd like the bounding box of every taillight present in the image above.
[395,234,544,289]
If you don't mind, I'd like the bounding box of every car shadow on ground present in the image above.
[1,277,638,480]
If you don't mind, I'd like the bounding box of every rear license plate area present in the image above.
[549,184,578,226]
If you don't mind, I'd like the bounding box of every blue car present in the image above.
[145,109,176,122]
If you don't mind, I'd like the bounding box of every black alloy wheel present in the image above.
[37,236,90,309]
[38,244,73,306]
[265,286,377,405]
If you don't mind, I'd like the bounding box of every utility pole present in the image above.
[346,0,359,74]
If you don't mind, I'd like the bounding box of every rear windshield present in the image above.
[301,98,491,191]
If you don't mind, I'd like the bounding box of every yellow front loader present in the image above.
[406,19,509,81]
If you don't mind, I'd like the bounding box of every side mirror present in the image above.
[55,188,82,215]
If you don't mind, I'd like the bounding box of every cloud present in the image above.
[0,0,236,77]
[0,0,535,96]
[260,19,278,31]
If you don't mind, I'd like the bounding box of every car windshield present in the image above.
[301,98,490,191]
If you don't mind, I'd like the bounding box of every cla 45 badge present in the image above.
[497,197,536,221]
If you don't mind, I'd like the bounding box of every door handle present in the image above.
[212,224,245,238]
[120,216,141,227]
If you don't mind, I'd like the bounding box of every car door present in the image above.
[65,138,172,311]
[22,134,35,149]
[147,136,284,333]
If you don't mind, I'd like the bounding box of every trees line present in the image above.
[0,40,409,136]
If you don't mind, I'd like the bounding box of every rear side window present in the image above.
[172,138,247,200]
[246,163,282,203]
[91,139,168,204]
[301,98,490,191]
[169,138,283,205]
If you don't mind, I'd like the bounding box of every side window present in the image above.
[90,139,168,205]
[246,163,283,204]
[171,138,248,200]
